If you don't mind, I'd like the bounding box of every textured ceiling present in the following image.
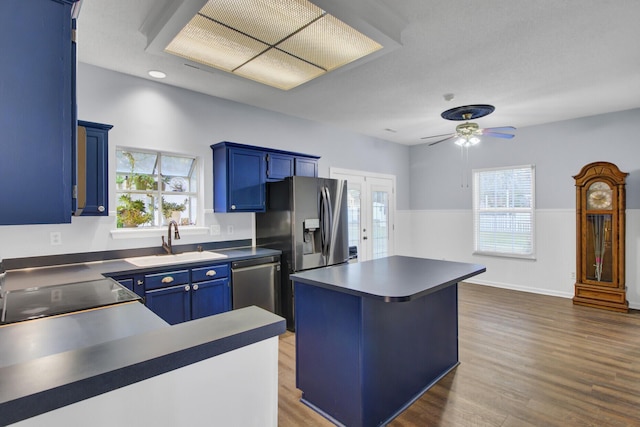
[76,0,640,145]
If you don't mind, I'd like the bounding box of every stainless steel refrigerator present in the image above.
[256,176,349,329]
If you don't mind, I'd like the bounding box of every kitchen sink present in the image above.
[125,251,228,267]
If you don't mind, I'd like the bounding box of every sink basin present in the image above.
[125,251,228,267]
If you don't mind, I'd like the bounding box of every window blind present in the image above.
[473,165,535,258]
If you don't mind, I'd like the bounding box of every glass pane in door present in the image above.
[347,186,362,259]
[371,190,389,259]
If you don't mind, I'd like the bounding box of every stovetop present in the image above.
[0,278,141,325]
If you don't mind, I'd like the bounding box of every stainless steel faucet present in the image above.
[162,220,181,255]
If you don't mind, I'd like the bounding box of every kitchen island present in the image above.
[291,256,485,427]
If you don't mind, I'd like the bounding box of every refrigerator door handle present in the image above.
[320,186,332,258]
[324,186,333,256]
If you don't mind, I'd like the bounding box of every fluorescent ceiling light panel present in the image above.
[164,0,383,90]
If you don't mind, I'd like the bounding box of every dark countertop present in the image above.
[291,255,486,301]
[0,305,285,425]
[0,245,285,425]
[5,247,281,291]
[0,302,167,369]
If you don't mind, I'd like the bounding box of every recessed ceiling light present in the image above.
[164,0,383,90]
[148,70,167,79]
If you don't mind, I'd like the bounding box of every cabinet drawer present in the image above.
[145,269,190,290]
[192,264,229,282]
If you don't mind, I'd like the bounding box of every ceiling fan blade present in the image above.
[483,126,516,132]
[428,135,457,146]
[482,131,515,139]
[420,132,455,140]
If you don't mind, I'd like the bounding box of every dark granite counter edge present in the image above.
[291,263,486,302]
[0,306,285,426]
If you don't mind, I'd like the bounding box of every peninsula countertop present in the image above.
[291,255,486,301]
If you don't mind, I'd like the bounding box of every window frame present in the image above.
[472,164,536,259]
[114,147,202,230]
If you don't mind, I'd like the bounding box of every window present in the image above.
[473,165,535,258]
[115,149,198,228]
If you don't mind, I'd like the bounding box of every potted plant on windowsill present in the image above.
[117,194,152,228]
[161,198,187,224]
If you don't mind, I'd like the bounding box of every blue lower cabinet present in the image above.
[145,284,191,325]
[141,263,231,324]
[191,278,231,320]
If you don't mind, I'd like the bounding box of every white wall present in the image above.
[13,337,279,427]
[396,209,640,308]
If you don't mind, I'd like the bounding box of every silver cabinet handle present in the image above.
[193,284,199,291]
[205,270,216,277]
[137,280,144,286]
[231,204,236,210]
[98,206,105,212]
[161,276,174,284]
[185,285,190,291]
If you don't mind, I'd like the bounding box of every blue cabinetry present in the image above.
[77,121,112,216]
[267,153,295,181]
[117,263,231,325]
[0,0,79,224]
[226,147,266,212]
[211,142,319,213]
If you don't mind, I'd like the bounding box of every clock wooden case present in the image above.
[573,161,628,312]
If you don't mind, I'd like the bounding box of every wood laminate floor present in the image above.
[277,283,640,426]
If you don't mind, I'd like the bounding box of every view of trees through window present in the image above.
[115,149,198,228]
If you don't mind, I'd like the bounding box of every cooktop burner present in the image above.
[1,278,141,325]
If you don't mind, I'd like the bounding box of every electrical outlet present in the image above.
[50,232,62,246]
[227,225,234,235]
[570,272,576,280]
[210,225,221,236]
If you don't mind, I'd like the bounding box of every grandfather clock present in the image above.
[573,161,628,312]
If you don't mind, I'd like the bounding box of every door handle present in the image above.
[161,276,174,284]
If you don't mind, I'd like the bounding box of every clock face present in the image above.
[587,181,613,210]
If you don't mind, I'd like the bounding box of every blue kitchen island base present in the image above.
[292,256,485,427]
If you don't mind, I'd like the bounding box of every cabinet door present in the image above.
[227,148,266,212]
[78,121,112,216]
[0,0,76,224]
[295,158,318,177]
[267,153,294,181]
[191,278,231,319]
[145,284,191,325]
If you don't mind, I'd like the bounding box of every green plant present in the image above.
[161,198,187,219]
[132,173,155,190]
[117,194,152,227]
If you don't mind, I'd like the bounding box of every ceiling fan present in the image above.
[421,104,516,147]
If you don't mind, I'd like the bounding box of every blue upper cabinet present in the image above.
[212,142,319,213]
[77,121,113,216]
[0,0,79,225]
[267,153,295,181]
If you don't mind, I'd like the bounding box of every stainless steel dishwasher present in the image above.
[231,256,280,313]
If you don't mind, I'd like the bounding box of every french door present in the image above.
[330,168,395,262]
